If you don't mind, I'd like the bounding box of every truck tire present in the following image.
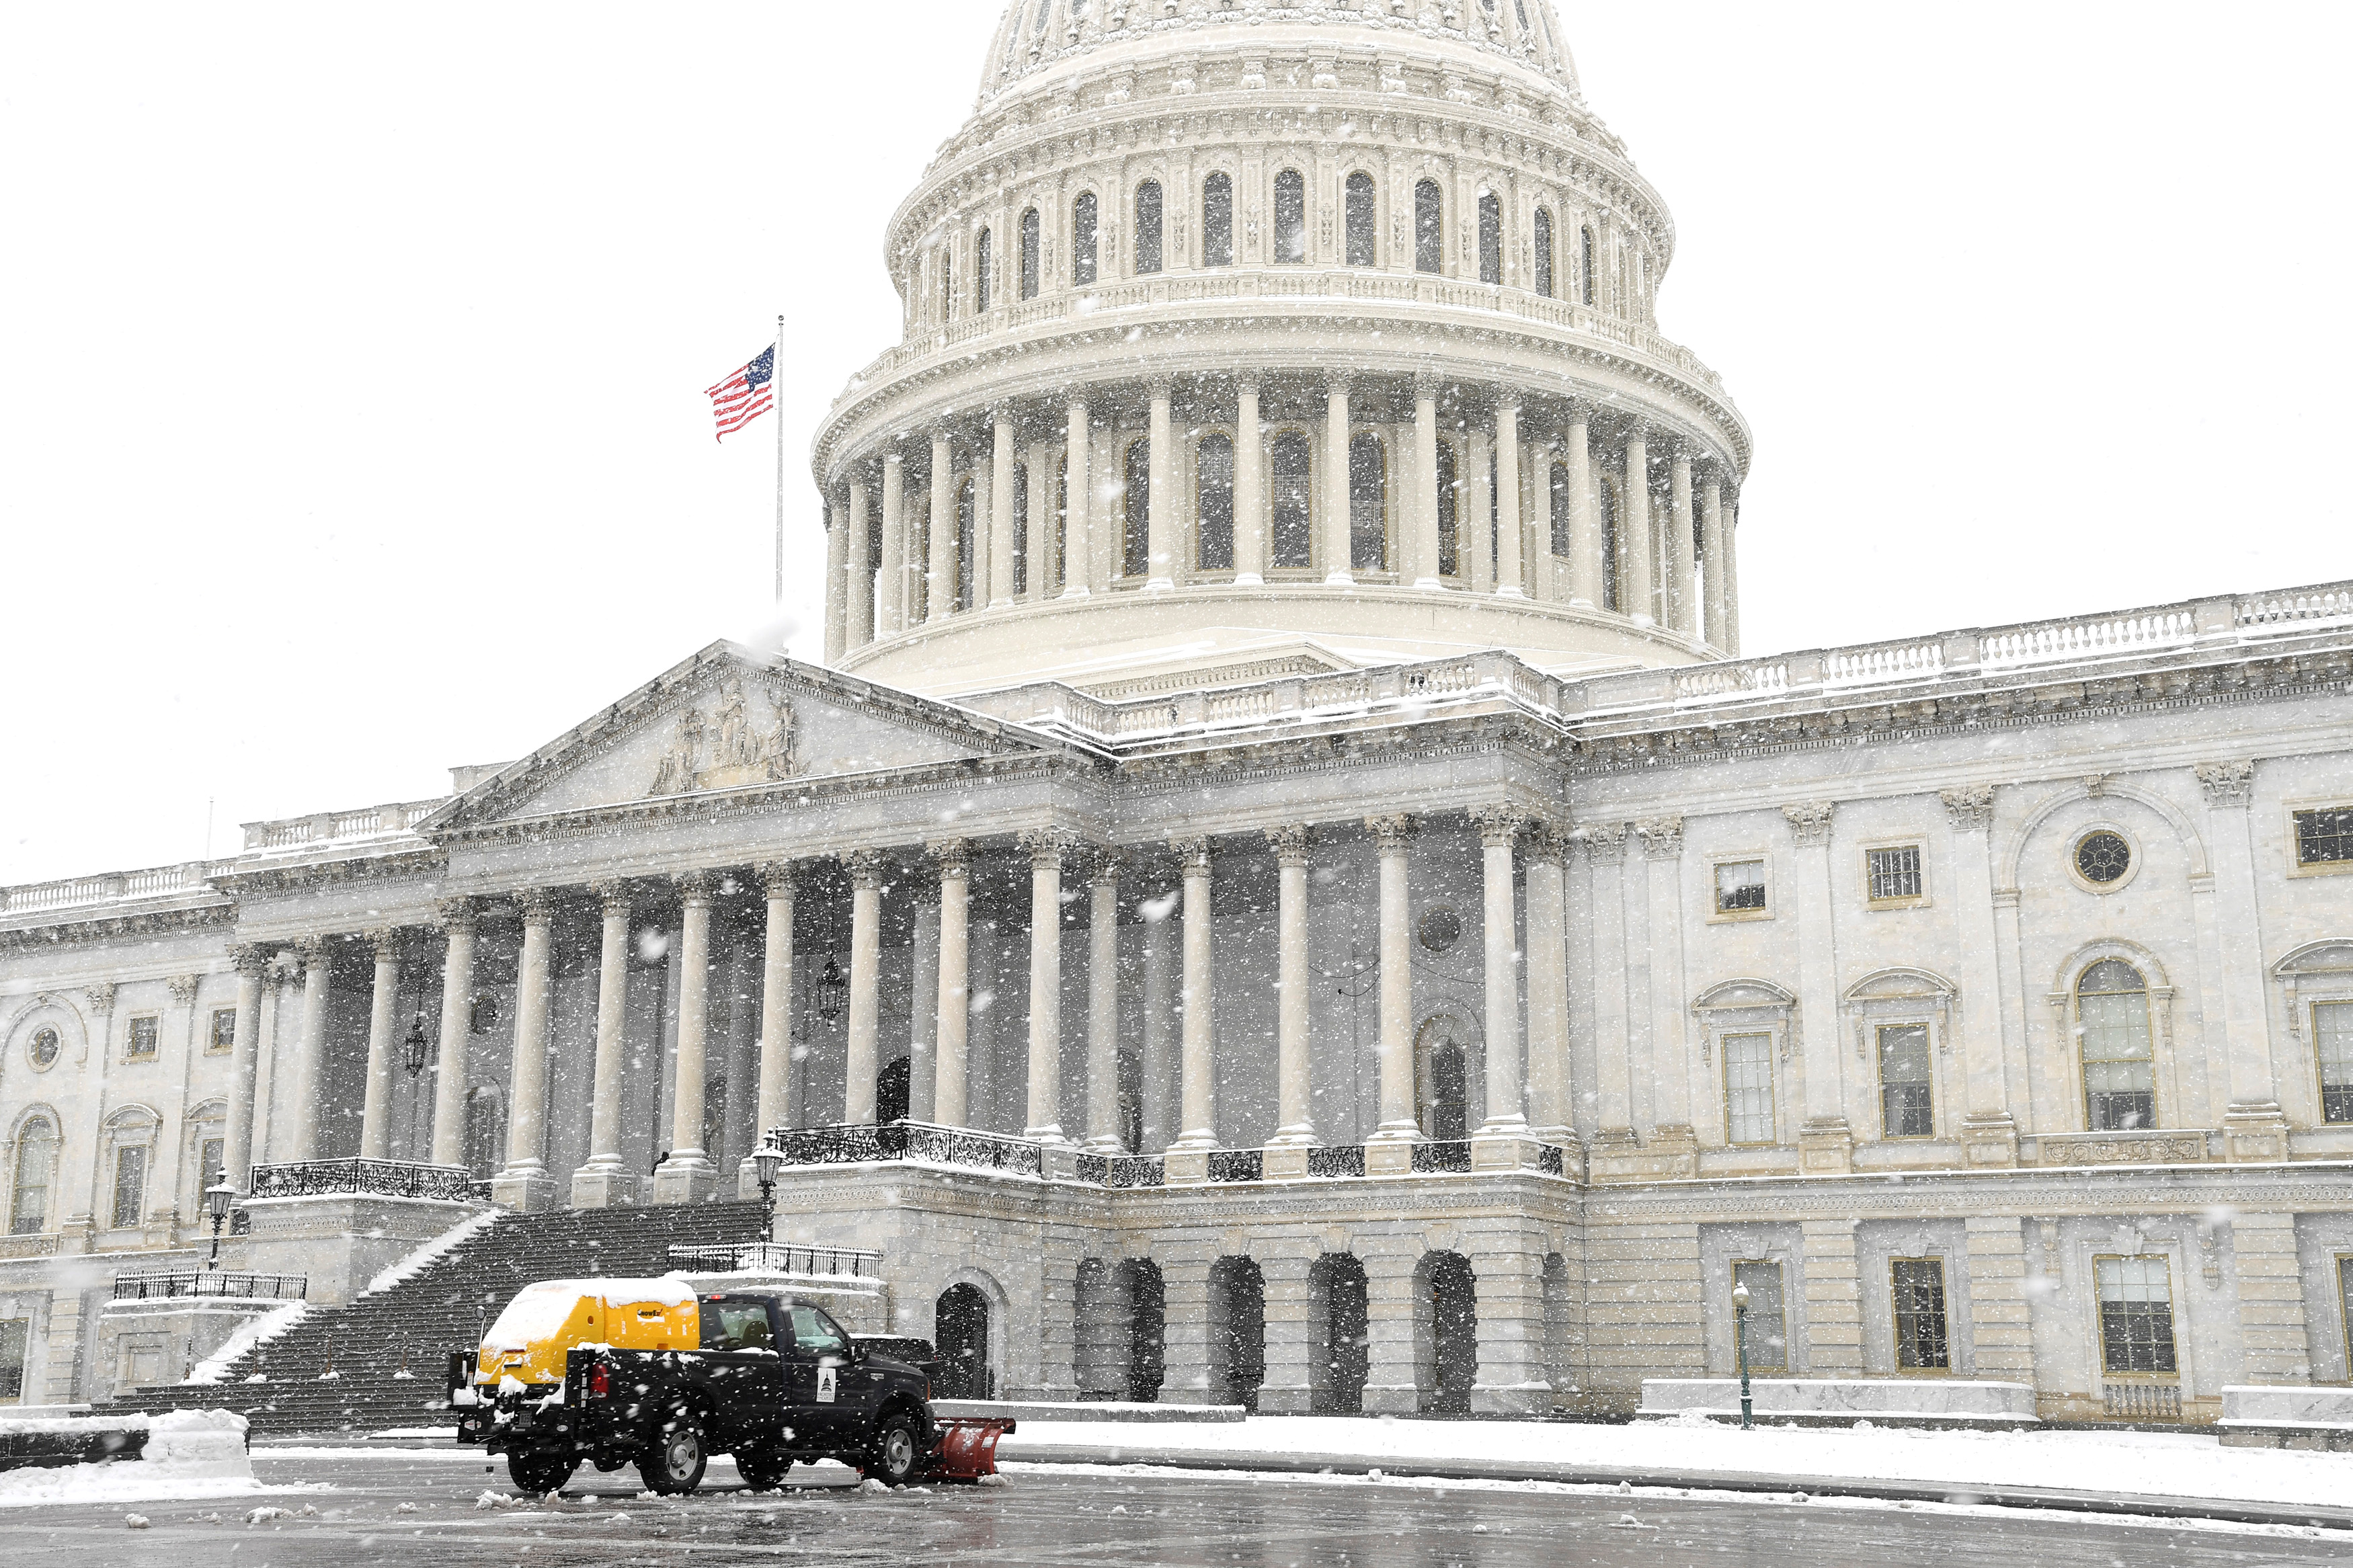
[865,1410,921,1487]
[506,1452,577,1496]
[733,1445,792,1491]
[638,1413,709,1495]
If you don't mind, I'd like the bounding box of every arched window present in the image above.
[2078,960,2157,1131]
[1349,431,1387,571]
[1034,0,1052,35]
[1597,474,1620,609]
[1122,437,1150,578]
[1435,440,1460,577]
[1548,460,1572,558]
[1010,460,1031,595]
[1577,224,1595,306]
[974,227,993,311]
[1134,179,1163,275]
[1072,192,1099,286]
[1477,192,1501,284]
[1203,172,1234,267]
[955,477,977,611]
[1345,172,1377,266]
[1533,208,1554,298]
[9,1116,56,1235]
[1020,208,1041,299]
[1414,179,1443,274]
[939,245,955,320]
[1197,433,1235,571]
[1273,169,1306,263]
[1269,431,1312,569]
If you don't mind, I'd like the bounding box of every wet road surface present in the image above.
[0,1448,2342,1566]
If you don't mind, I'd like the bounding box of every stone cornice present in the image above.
[0,901,236,953]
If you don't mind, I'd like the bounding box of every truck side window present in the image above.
[699,1299,776,1352]
[787,1305,850,1358]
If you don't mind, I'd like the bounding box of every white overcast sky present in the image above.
[3,3,2348,888]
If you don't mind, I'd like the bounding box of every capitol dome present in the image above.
[811,0,1750,698]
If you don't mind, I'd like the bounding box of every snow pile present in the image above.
[185,1301,309,1384]
[0,1410,260,1509]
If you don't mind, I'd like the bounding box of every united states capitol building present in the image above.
[5,1,2352,1428]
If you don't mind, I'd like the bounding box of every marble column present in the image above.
[988,416,1018,607]
[1322,376,1353,583]
[1623,428,1655,624]
[1698,474,1728,649]
[288,938,333,1163]
[1170,835,1218,1157]
[1064,399,1092,596]
[1255,1251,1316,1415]
[1146,378,1176,590]
[429,901,477,1169]
[930,840,971,1128]
[1722,492,1743,654]
[846,477,873,649]
[1639,817,1698,1168]
[1020,830,1069,1143]
[1268,827,1315,1148]
[1084,852,1124,1153]
[908,887,938,1124]
[1493,397,1524,597]
[1233,377,1265,585]
[358,930,403,1161]
[1411,372,1443,588]
[493,892,556,1209]
[878,452,905,634]
[822,500,848,663]
[756,863,797,1139]
[1472,807,1528,1141]
[573,882,637,1207]
[1786,803,1853,1173]
[223,945,270,1191]
[1583,825,1635,1144]
[1669,452,1698,637]
[653,874,718,1203]
[2200,760,2292,1160]
[1523,825,1572,1142]
[1359,1249,1421,1414]
[1141,889,1175,1152]
[1566,405,1599,608]
[1366,815,1420,1165]
[844,850,885,1124]
[928,434,955,620]
[1940,789,2018,1167]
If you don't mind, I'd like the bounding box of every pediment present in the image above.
[423,643,1070,829]
[1841,966,1958,1004]
[1691,978,1796,1014]
[2276,940,2353,979]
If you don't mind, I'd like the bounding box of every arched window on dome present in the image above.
[1548,460,1572,560]
[1034,0,1053,38]
[1345,173,1377,267]
[939,244,955,322]
[1121,437,1150,579]
[1203,173,1234,267]
[2079,960,2157,1131]
[1196,434,1234,571]
[1010,458,1031,595]
[1577,224,1595,306]
[1477,192,1501,284]
[10,1114,56,1235]
[1269,431,1312,569]
[1073,192,1099,286]
[1435,439,1460,578]
[1021,208,1041,300]
[1597,473,1620,610]
[1349,432,1388,571]
[974,227,993,313]
[955,477,976,611]
[1273,170,1306,264]
[1533,208,1555,298]
[1414,180,1443,274]
[1134,179,1164,275]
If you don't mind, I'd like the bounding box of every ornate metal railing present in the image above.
[667,1243,881,1279]
[766,1121,1044,1178]
[1306,1145,1367,1178]
[246,1159,479,1202]
[1410,1140,1474,1174]
[1074,1153,1165,1188]
[1206,1149,1265,1184]
[112,1270,308,1302]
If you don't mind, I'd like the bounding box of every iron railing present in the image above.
[2104,1383,2183,1421]
[112,1270,308,1302]
[247,1158,479,1202]
[1410,1140,1474,1174]
[766,1121,1045,1178]
[1074,1153,1166,1188]
[1207,1149,1265,1184]
[666,1242,881,1279]
[1307,1145,1367,1178]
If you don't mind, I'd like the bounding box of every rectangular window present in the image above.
[126,1016,159,1061]
[1722,1032,1775,1145]
[2094,1255,2178,1375]
[1714,860,1767,915]
[1892,1257,1951,1370]
[110,1147,147,1230]
[1866,845,1923,905]
[208,1007,237,1055]
[2318,1001,2353,1125]
[2294,807,2353,868]
[1732,1260,1788,1372]
[0,1318,26,1403]
[1878,1024,1934,1137]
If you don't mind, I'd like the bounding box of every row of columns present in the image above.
[820,379,1743,661]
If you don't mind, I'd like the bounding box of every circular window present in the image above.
[2075,831,2133,886]
[1418,906,1463,953]
[28,1026,61,1070]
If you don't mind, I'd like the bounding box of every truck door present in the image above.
[699,1294,788,1451]
[783,1303,861,1443]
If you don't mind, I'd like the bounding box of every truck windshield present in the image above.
[786,1305,851,1358]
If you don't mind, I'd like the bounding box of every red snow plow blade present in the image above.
[923,1417,1014,1481]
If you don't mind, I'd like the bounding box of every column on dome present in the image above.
[927,433,955,621]
[223,945,270,1192]
[1146,378,1175,590]
[358,928,403,1161]
[1566,405,1599,608]
[573,881,636,1207]
[845,476,873,649]
[989,415,1018,607]
[823,499,848,663]
[1028,439,1054,600]
[1019,831,1070,1143]
[493,892,556,1210]
[1410,372,1442,589]
[1167,835,1218,1163]
[1266,826,1315,1152]
[653,873,719,1204]
[288,937,333,1163]
[1493,396,1523,597]
[1466,423,1494,595]
[1233,377,1265,585]
[930,839,971,1128]
[1471,808,1528,1147]
[1669,452,1698,638]
[878,453,906,632]
[844,850,885,1122]
[1365,814,1419,1171]
[429,901,477,1169]
[1083,850,1123,1153]
[1722,491,1743,654]
[1322,375,1352,584]
[1064,399,1092,596]
[1622,427,1654,624]
[971,442,994,616]
[1698,472,1728,649]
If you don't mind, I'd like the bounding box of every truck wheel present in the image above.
[865,1411,921,1487]
[637,1414,709,1495]
[506,1452,577,1496]
[734,1445,792,1491]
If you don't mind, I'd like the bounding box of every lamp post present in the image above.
[1731,1280,1754,1431]
[204,1169,235,1273]
[749,1144,785,1258]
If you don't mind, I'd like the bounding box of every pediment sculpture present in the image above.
[647,679,796,796]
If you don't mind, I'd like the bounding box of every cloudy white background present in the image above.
[3,2,2347,887]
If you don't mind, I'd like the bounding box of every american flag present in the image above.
[705,344,775,442]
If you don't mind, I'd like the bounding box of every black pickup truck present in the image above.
[452,1288,941,1494]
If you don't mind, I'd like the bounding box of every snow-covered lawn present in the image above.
[998,1415,2348,1511]
[0,1411,264,1509]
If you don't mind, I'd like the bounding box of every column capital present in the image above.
[1017,828,1080,870]
[363,927,404,962]
[1265,824,1314,866]
[1324,370,1352,399]
[2194,759,2256,809]
[436,896,477,932]
[1938,785,1996,834]
[671,870,715,907]
[294,935,331,966]
[1494,387,1522,415]
[844,848,889,891]
[924,837,973,876]
[83,982,118,1016]
[1145,374,1176,401]
[1574,821,1629,863]
[1234,372,1261,397]
[1782,800,1837,847]
[756,860,802,898]
[1412,368,1443,401]
[1084,845,1127,887]
[232,943,272,977]
[168,973,201,1007]
[513,887,558,923]
[1365,812,1416,852]
[1470,804,1529,850]
[1634,815,1685,860]
[1168,835,1213,872]
[592,880,634,917]
[1521,817,1571,866]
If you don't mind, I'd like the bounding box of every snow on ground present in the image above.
[0,1411,262,1509]
[996,1415,2350,1510]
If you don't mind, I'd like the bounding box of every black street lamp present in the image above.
[204,1168,236,1272]
[749,1145,785,1249]
[1732,1280,1754,1431]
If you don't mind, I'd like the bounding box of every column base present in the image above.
[570,1165,641,1210]
[1261,1144,1311,1180]
[1961,1112,2021,1169]
[1798,1118,1855,1175]
[1144,577,1174,592]
[1470,1132,1534,1171]
[1414,577,1446,590]
[1471,1382,1554,1417]
[1042,1144,1080,1181]
[1232,572,1266,587]
[1255,1383,1314,1415]
[1587,1124,1699,1183]
[1364,1140,1414,1178]
[491,1165,558,1213]
[1324,571,1355,586]
[651,1153,719,1206]
[1361,1382,1419,1415]
[2223,1104,2292,1163]
[1495,585,1527,600]
[1162,1148,1210,1185]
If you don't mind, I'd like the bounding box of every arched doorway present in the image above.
[463,1086,504,1179]
[1417,1251,1478,1414]
[877,1057,911,1124]
[934,1284,992,1399]
[1117,1259,1165,1403]
[1209,1257,1266,1411]
[1308,1253,1369,1413]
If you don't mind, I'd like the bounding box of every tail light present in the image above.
[587,1362,611,1400]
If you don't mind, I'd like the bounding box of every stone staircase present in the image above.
[101,1202,769,1436]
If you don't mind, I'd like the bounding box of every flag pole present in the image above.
[773,315,786,605]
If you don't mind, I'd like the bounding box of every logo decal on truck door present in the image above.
[817,1364,837,1403]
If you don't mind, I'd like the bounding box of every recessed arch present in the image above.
[1414,179,1443,274]
[1133,178,1164,275]
[1998,783,2210,890]
[1344,171,1377,266]
[1202,171,1234,267]
[1273,169,1306,263]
